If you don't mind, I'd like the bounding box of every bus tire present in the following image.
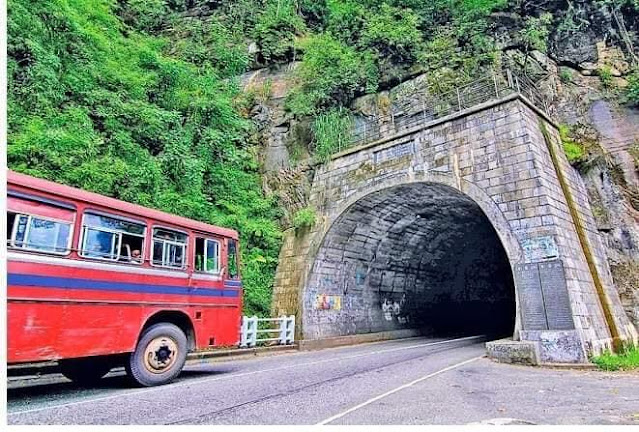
[127,323,187,387]
[59,357,112,385]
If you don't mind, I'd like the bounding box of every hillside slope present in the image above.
[8,0,639,322]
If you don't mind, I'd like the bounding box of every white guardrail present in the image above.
[240,315,295,348]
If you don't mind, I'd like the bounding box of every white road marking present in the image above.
[8,335,483,417]
[316,355,484,425]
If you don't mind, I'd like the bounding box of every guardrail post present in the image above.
[286,315,295,344]
[240,316,248,348]
[241,315,258,348]
[278,315,286,345]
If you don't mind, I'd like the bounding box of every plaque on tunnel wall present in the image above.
[538,261,574,330]
[514,264,548,330]
[514,260,574,331]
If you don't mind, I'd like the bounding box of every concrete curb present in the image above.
[536,363,598,370]
[298,329,423,351]
[187,344,298,361]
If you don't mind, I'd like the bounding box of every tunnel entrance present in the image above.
[304,183,516,340]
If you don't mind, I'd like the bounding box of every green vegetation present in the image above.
[287,34,378,116]
[626,68,639,106]
[559,67,573,83]
[254,0,307,65]
[7,0,281,316]
[598,66,615,89]
[592,345,639,371]
[292,207,317,229]
[559,125,586,164]
[312,108,354,161]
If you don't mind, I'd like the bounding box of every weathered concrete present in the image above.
[485,338,539,365]
[272,94,638,363]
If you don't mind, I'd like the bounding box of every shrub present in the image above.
[360,3,423,63]
[292,207,317,229]
[559,67,573,83]
[253,0,307,64]
[287,34,378,115]
[519,12,553,54]
[325,0,365,45]
[626,68,639,106]
[117,0,172,33]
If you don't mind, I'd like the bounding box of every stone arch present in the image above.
[302,173,524,340]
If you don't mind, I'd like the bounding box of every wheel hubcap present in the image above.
[143,336,178,374]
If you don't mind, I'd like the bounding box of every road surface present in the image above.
[7,336,639,425]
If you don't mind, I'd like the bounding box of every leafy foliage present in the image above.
[360,3,422,63]
[519,12,553,53]
[287,34,378,115]
[626,68,639,106]
[560,125,586,164]
[8,0,282,316]
[254,0,307,65]
[292,207,317,229]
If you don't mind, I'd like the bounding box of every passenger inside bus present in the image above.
[131,249,142,263]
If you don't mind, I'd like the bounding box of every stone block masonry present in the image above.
[272,95,638,363]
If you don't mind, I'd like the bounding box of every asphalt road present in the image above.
[7,336,639,425]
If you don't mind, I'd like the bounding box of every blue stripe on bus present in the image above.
[8,273,240,298]
[224,280,242,287]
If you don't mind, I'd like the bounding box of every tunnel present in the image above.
[304,183,516,340]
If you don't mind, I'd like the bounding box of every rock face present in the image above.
[244,3,639,331]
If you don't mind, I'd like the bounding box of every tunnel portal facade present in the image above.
[272,96,638,364]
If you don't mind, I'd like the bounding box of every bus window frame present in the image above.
[150,225,189,271]
[8,212,74,256]
[78,210,147,264]
[194,236,222,275]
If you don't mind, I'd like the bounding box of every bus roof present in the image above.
[8,170,239,240]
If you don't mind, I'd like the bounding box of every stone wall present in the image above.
[272,95,638,362]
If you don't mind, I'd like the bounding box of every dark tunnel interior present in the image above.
[305,183,516,340]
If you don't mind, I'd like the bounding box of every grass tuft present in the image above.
[591,345,639,371]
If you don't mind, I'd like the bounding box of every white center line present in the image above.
[9,335,483,416]
[316,355,484,425]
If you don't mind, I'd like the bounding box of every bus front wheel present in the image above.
[59,357,112,385]
[127,323,187,387]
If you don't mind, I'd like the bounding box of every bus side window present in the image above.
[80,213,145,263]
[195,237,220,273]
[227,239,239,280]
[8,213,72,254]
[152,228,187,269]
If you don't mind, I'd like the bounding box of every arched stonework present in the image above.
[272,96,638,364]
[304,179,521,341]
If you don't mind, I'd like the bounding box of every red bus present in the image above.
[7,170,243,386]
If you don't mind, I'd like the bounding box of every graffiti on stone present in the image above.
[315,294,342,310]
[381,293,409,324]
